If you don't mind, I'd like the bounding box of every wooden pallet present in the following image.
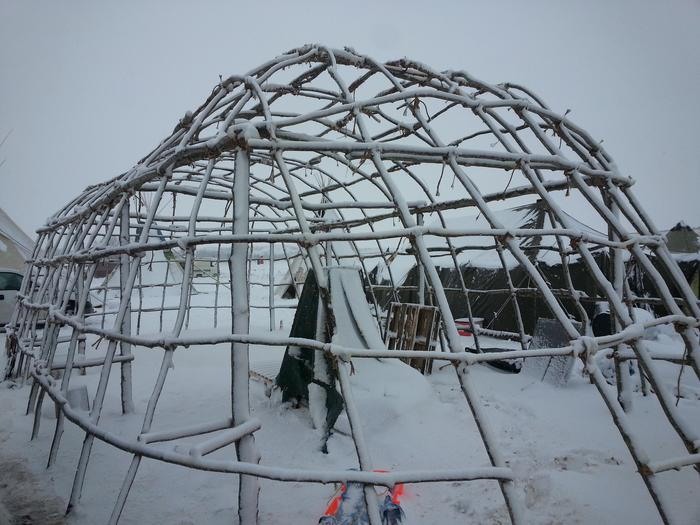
[384,302,441,374]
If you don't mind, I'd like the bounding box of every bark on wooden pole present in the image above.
[417,212,425,306]
[120,199,134,414]
[269,242,275,332]
[229,145,260,525]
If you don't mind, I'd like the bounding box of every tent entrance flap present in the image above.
[275,267,388,437]
[274,269,343,435]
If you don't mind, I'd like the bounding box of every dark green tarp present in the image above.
[368,201,613,335]
[376,255,609,336]
[274,269,343,448]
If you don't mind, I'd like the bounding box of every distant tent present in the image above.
[372,200,608,335]
[0,207,34,271]
[630,222,700,301]
[665,222,700,254]
[276,254,308,299]
[665,223,700,298]
[666,223,700,298]
[274,209,364,300]
[102,227,185,298]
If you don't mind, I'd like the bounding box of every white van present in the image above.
[0,268,23,329]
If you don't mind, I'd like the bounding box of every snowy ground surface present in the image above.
[1,264,700,524]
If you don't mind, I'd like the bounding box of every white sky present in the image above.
[1,0,699,237]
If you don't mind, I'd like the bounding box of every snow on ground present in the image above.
[1,261,700,523]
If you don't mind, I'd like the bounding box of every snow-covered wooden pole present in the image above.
[608,198,633,411]
[110,162,213,525]
[417,212,425,306]
[229,142,260,525]
[11,46,700,525]
[269,242,275,332]
[48,263,98,467]
[120,199,134,414]
[322,47,522,522]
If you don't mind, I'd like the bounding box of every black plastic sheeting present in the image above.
[374,249,698,337]
[380,256,609,336]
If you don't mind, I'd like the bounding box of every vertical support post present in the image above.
[311,288,330,433]
[310,241,333,436]
[229,146,260,525]
[607,197,631,412]
[269,242,275,332]
[78,335,86,375]
[77,263,87,375]
[120,199,134,414]
[417,212,425,306]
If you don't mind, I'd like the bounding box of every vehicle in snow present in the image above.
[0,267,23,329]
[455,317,483,336]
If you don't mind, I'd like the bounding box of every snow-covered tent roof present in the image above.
[0,207,34,271]
[274,252,307,298]
[425,200,605,267]
[381,200,606,285]
[665,222,700,257]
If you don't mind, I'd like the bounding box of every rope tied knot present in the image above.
[575,336,599,374]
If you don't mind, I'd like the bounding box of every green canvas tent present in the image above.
[628,222,700,303]
[370,200,609,335]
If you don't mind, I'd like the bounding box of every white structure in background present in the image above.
[273,251,306,299]
[0,207,34,327]
[0,207,33,270]
[102,247,184,299]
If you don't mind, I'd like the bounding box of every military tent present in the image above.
[628,222,700,304]
[371,200,610,335]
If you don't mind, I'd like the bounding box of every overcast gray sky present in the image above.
[1,0,699,237]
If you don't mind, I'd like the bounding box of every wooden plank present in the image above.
[384,302,441,375]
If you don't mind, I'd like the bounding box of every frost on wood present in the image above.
[3,45,700,524]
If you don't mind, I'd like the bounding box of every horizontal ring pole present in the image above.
[50,354,135,370]
[648,453,700,474]
[139,418,233,444]
[189,419,262,458]
[29,227,662,266]
[31,367,513,487]
[19,305,696,365]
